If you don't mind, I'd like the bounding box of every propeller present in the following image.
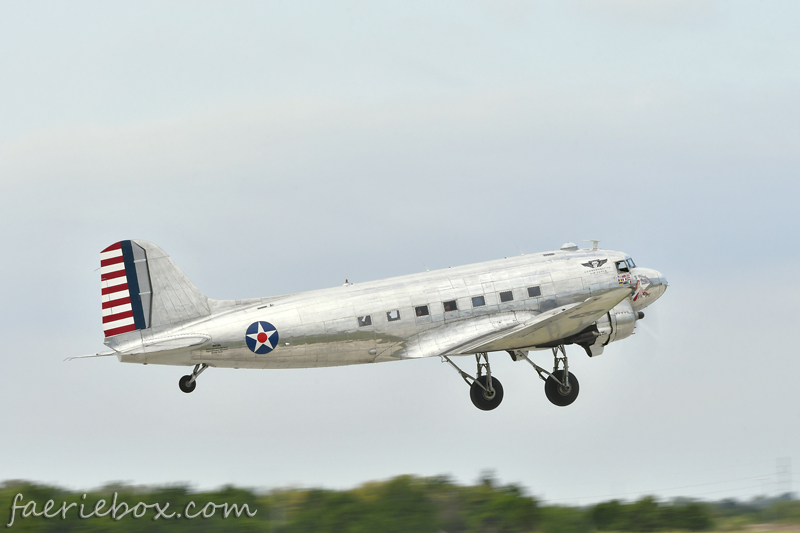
[635,305,662,349]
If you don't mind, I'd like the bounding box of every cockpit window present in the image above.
[616,260,630,273]
[627,258,636,269]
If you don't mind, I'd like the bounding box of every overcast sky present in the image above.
[1,0,798,505]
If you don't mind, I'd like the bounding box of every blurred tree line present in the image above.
[1,475,798,532]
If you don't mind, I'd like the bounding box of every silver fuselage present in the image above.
[108,248,666,369]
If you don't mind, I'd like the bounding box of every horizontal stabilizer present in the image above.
[107,333,212,356]
[65,351,116,362]
[135,333,211,354]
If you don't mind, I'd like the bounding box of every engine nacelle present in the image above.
[582,299,637,357]
[512,299,641,358]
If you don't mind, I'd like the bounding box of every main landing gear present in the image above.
[442,352,504,411]
[178,363,208,394]
[442,347,581,410]
[514,345,580,407]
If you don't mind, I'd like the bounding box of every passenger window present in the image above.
[616,260,629,273]
[443,300,458,312]
[627,259,636,268]
[471,296,486,307]
[387,310,401,322]
[499,291,514,303]
[358,315,372,327]
[527,286,541,298]
[415,305,429,317]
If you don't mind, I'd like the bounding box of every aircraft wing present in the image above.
[396,287,631,359]
[449,287,631,354]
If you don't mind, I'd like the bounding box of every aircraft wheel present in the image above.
[545,370,579,406]
[470,375,504,411]
[179,375,196,394]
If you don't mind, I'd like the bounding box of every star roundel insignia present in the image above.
[245,321,280,354]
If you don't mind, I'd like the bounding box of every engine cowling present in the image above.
[582,299,637,357]
[511,299,640,358]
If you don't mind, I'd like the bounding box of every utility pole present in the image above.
[776,458,792,499]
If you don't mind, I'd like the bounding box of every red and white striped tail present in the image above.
[100,241,151,338]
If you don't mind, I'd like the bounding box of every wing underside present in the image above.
[396,287,631,359]
[451,287,631,354]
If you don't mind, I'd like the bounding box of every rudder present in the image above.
[100,240,210,338]
[100,241,152,337]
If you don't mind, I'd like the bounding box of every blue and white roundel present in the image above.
[245,321,280,354]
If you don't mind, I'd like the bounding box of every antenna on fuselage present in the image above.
[515,244,524,256]
[421,261,430,272]
[585,239,601,250]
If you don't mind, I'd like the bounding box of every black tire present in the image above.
[470,375,504,411]
[179,375,196,394]
[544,370,579,406]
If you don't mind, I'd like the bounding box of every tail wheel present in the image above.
[545,370,579,406]
[178,375,196,394]
[470,375,504,411]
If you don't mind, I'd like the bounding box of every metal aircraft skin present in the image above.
[93,240,667,410]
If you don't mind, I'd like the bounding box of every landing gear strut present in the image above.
[441,352,504,411]
[179,363,208,394]
[517,346,580,407]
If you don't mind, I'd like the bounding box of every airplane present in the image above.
[85,239,667,411]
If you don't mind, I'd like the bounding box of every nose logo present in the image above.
[245,321,279,354]
[632,278,652,302]
[581,259,607,269]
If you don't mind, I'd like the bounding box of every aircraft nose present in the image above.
[647,270,668,300]
[633,267,667,303]
[640,268,666,286]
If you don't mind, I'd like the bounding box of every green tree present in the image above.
[462,481,539,533]
[673,502,714,531]
[592,499,624,530]
[624,496,661,532]
[540,505,591,533]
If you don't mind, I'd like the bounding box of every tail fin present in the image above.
[100,240,209,338]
